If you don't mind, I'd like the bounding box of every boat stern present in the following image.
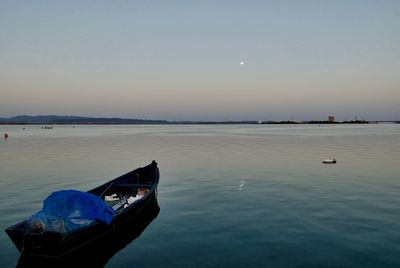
[5,221,28,252]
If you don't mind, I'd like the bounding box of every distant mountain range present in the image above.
[0,115,169,124]
[0,115,260,124]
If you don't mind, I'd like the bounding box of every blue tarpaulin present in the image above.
[27,190,115,233]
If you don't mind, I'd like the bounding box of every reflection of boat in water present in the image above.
[16,198,160,267]
[6,161,159,263]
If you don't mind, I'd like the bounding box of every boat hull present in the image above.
[322,158,337,164]
[5,161,159,258]
[17,198,160,266]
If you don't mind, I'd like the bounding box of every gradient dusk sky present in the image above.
[1,1,399,121]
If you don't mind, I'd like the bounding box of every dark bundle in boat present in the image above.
[5,161,159,258]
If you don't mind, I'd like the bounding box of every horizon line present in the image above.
[0,114,399,124]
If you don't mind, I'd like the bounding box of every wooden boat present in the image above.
[322,158,337,164]
[5,161,159,258]
[16,197,160,267]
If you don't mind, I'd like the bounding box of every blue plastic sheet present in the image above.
[27,190,115,233]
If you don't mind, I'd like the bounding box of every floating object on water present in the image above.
[4,133,8,139]
[322,158,337,164]
[5,161,159,257]
[239,178,246,190]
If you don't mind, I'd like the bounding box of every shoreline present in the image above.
[1,121,394,125]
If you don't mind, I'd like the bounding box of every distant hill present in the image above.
[0,115,169,124]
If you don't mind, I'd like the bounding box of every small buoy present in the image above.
[239,178,246,190]
[322,158,337,164]
[4,133,8,139]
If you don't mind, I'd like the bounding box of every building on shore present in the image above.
[328,115,335,123]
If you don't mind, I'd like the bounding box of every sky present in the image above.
[0,0,399,121]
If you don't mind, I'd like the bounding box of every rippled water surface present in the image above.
[1,124,399,267]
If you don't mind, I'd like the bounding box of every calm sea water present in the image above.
[1,124,399,267]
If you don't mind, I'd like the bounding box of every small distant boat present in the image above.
[322,158,337,164]
[5,161,159,258]
[41,126,53,129]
